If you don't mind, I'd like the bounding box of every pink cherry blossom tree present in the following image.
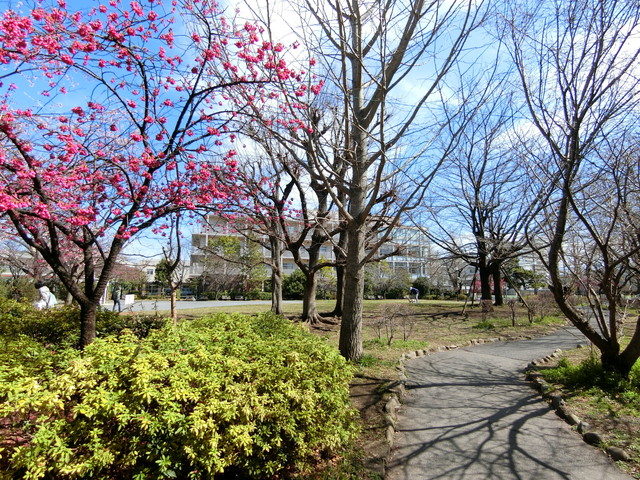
[0,0,313,346]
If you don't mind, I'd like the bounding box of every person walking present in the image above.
[112,286,122,312]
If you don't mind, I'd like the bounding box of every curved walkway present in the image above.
[386,327,632,480]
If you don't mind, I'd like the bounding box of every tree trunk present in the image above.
[331,230,347,317]
[339,221,365,360]
[478,260,492,301]
[79,301,98,348]
[597,325,639,379]
[270,237,283,315]
[76,236,125,348]
[170,288,178,325]
[271,269,283,315]
[547,177,631,376]
[332,262,344,317]
[331,182,348,318]
[492,265,504,306]
[302,271,320,324]
[603,316,640,378]
[338,5,368,361]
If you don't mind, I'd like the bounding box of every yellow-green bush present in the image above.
[0,298,166,348]
[0,313,358,479]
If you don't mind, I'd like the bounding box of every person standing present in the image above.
[34,281,57,310]
[112,286,122,312]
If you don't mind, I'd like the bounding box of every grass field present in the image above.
[168,298,564,366]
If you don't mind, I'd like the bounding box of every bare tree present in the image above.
[0,237,52,281]
[193,223,267,297]
[440,255,470,296]
[239,116,346,324]
[156,215,190,324]
[237,0,487,357]
[215,136,297,315]
[292,0,489,359]
[506,0,640,376]
[418,80,541,307]
[192,245,244,300]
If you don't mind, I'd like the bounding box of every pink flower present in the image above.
[60,54,74,65]
[130,1,144,16]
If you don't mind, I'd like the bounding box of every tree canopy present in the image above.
[0,0,316,345]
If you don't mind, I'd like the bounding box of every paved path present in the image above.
[103,299,299,312]
[386,327,633,480]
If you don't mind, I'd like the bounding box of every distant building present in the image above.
[190,214,435,285]
[377,225,433,278]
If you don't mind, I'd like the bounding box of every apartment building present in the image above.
[190,214,434,281]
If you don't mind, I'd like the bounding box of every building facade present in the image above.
[190,214,435,283]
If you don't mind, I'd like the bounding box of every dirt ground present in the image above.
[349,376,391,478]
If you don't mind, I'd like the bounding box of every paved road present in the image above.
[386,327,633,480]
[103,299,299,313]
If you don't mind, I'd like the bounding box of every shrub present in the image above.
[0,298,166,349]
[374,304,414,344]
[282,270,305,300]
[0,336,78,380]
[472,320,495,330]
[356,353,381,368]
[385,287,406,299]
[0,313,358,479]
[0,297,36,334]
[543,355,640,394]
[96,311,167,339]
[198,291,218,300]
[0,299,80,347]
[525,291,560,323]
[0,277,39,302]
[411,277,430,297]
[244,289,271,301]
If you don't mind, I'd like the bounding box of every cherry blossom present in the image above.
[0,0,318,346]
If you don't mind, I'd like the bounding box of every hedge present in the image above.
[0,312,358,479]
